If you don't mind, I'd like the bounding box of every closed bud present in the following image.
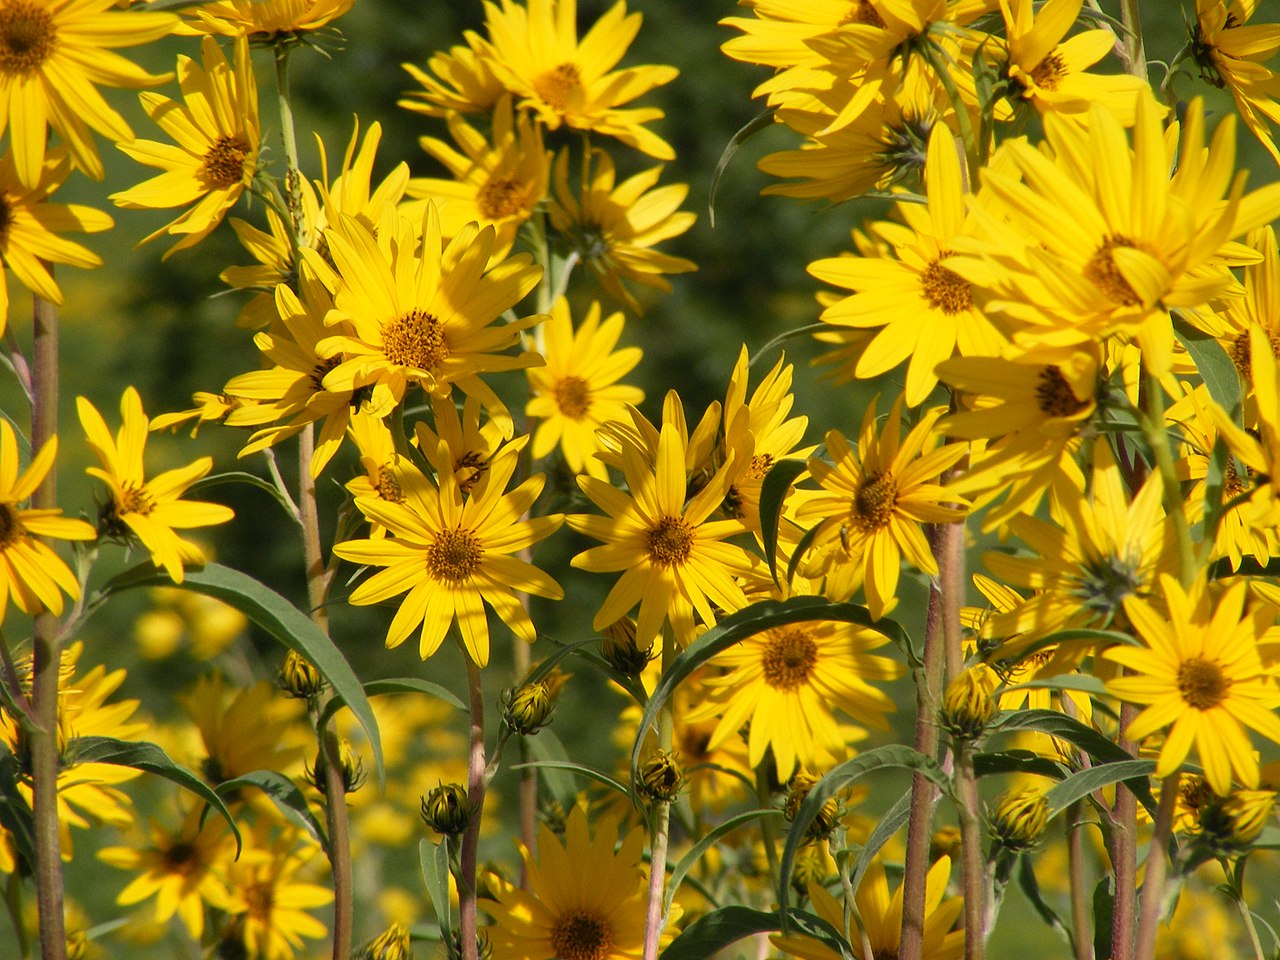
[360,923,412,960]
[444,928,492,960]
[308,738,365,795]
[784,771,840,842]
[636,749,684,803]
[277,650,325,700]
[66,930,89,960]
[503,680,557,736]
[989,788,1049,851]
[1197,789,1276,850]
[940,667,997,741]
[790,844,834,895]
[601,617,656,676]
[421,782,471,836]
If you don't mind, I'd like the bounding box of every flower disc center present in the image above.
[200,135,252,188]
[383,309,449,371]
[427,528,484,583]
[1178,656,1231,710]
[554,375,592,419]
[646,515,693,567]
[479,177,526,220]
[762,629,819,690]
[921,258,972,315]
[1035,366,1090,418]
[550,910,613,960]
[0,1,55,76]
[534,62,582,110]
[852,469,897,532]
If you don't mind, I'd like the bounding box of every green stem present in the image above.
[31,290,65,960]
[273,43,308,250]
[1118,0,1147,81]
[916,37,980,183]
[1068,803,1094,960]
[954,741,985,960]
[1134,770,1179,960]
[1137,370,1196,586]
[642,626,677,960]
[1221,858,1267,960]
[460,652,486,960]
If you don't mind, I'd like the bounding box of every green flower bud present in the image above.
[360,923,413,960]
[277,650,325,700]
[308,738,365,795]
[989,788,1050,851]
[1197,789,1276,850]
[503,680,557,736]
[444,928,492,960]
[636,749,684,803]
[421,782,472,836]
[940,667,997,741]
[784,771,839,842]
[600,616,656,676]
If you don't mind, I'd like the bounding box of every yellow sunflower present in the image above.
[0,420,95,620]
[400,30,508,119]
[311,204,545,423]
[0,146,113,335]
[486,805,661,960]
[0,0,175,186]
[550,147,696,312]
[568,417,756,649]
[796,394,968,618]
[1192,0,1280,163]
[111,36,259,259]
[175,0,353,39]
[481,0,678,159]
[77,386,235,583]
[525,297,644,480]
[407,95,549,258]
[182,674,307,785]
[1106,576,1280,795]
[333,440,563,666]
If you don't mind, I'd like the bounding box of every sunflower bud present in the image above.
[790,844,834,895]
[502,680,557,736]
[784,771,840,842]
[1197,790,1277,850]
[445,928,492,960]
[277,650,325,700]
[66,929,89,960]
[989,788,1050,851]
[636,749,684,803]
[940,667,997,741]
[308,738,365,795]
[600,617,656,676]
[421,782,471,836]
[360,923,413,960]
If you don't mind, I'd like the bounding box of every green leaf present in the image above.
[511,759,631,798]
[190,471,301,526]
[318,677,465,733]
[988,628,1139,672]
[71,736,241,853]
[759,459,808,587]
[216,770,328,853]
[420,837,453,931]
[527,729,578,809]
[779,744,948,908]
[1018,855,1075,949]
[1175,323,1241,416]
[1043,759,1156,818]
[659,905,840,960]
[633,598,911,782]
[664,809,784,915]
[101,562,383,782]
[708,107,777,228]
[785,522,823,591]
[1001,674,1109,697]
[0,747,35,869]
[973,750,1068,782]
[1093,874,1115,960]
[851,790,912,892]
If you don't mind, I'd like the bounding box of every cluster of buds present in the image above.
[600,616,656,677]
[988,788,1050,852]
[277,650,325,700]
[421,782,472,837]
[784,771,840,843]
[940,666,997,742]
[636,749,684,803]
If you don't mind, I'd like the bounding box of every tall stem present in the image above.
[1109,701,1139,960]
[460,654,486,960]
[1068,803,1094,960]
[642,626,676,960]
[273,44,308,249]
[1118,0,1147,81]
[1134,771,1179,960]
[954,741,985,960]
[1137,371,1195,586]
[31,291,66,960]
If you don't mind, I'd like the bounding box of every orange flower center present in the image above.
[119,483,156,517]
[427,528,484,583]
[383,309,449,371]
[1035,366,1090,417]
[852,469,897,532]
[0,1,55,76]
[646,515,693,567]
[553,375,591,419]
[762,629,819,690]
[534,62,582,110]
[1029,50,1067,91]
[550,911,613,960]
[747,453,774,480]
[1085,235,1143,306]
[1230,329,1280,380]
[921,258,972,315]
[1178,657,1230,710]
[0,195,12,245]
[478,176,527,220]
[0,502,20,547]
[200,135,252,188]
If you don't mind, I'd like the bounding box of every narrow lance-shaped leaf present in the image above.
[759,459,807,587]
[216,770,328,853]
[659,905,842,960]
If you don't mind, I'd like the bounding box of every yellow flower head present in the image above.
[1107,575,1280,795]
[0,0,175,186]
[176,0,353,40]
[77,387,235,584]
[400,30,508,119]
[1192,0,1280,163]
[0,146,112,336]
[481,0,678,158]
[333,440,564,666]
[0,420,95,620]
[111,36,260,259]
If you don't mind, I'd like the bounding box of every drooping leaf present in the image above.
[1093,874,1115,960]
[1018,853,1076,949]
[101,563,383,781]
[216,770,328,852]
[850,789,912,892]
[0,747,35,868]
[420,837,453,931]
[1043,759,1156,818]
[190,471,302,527]
[973,750,1068,782]
[759,459,808,586]
[71,736,240,852]
[1175,322,1241,416]
[708,107,777,228]
[527,730,578,809]
[511,759,631,798]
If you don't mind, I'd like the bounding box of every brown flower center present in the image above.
[0,195,13,245]
[1224,457,1247,498]
[1036,366,1089,417]
[1229,330,1280,380]
[534,62,582,110]
[375,465,404,502]
[646,515,693,567]
[554,375,591,419]
[0,1,55,76]
[921,258,972,315]
[550,910,613,960]
[119,483,155,517]
[309,355,340,392]
[160,841,202,879]
[478,177,526,220]
[382,309,449,371]
[1029,50,1067,91]
[852,469,897,532]
[0,502,21,548]
[840,0,886,28]
[1178,657,1231,710]
[426,528,483,583]
[762,629,819,690]
[1085,235,1143,306]
[200,135,252,188]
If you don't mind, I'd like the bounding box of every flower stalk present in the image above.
[1134,770,1180,960]
[642,625,677,960]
